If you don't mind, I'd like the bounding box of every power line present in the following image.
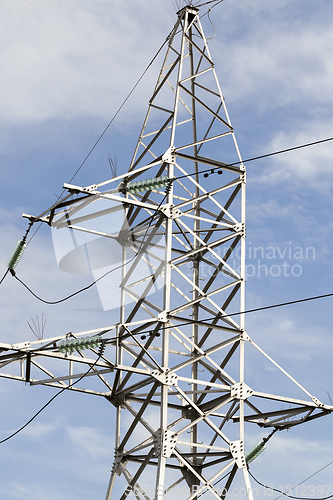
[9,213,333,313]
[175,136,333,181]
[3,137,333,299]
[196,0,224,7]
[12,260,135,305]
[0,349,104,445]
[18,134,333,259]
[25,24,176,248]
[59,0,224,189]
[65,35,173,188]
[0,268,9,285]
[112,290,333,341]
[228,291,333,318]
[27,0,224,226]
[10,193,168,304]
[198,0,224,13]
[249,469,333,500]
[273,460,333,500]
[24,134,333,256]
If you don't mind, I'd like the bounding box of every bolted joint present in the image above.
[162,146,176,164]
[160,204,182,219]
[230,440,246,469]
[153,429,177,458]
[111,449,127,476]
[232,222,245,235]
[107,393,126,408]
[231,382,253,401]
[118,180,128,194]
[312,396,325,407]
[181,405,199,420]
[151,369,178,387]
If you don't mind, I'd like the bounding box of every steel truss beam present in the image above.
[2,5,332,500]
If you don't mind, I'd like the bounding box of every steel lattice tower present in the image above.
[1,5,332,500]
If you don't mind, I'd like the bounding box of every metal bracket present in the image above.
[162,146,176,164]
[11,341,31,350]
[157,311,168,322]
[151,369,178,387]
[63,182,98,194]
[312,396,325,408]
[233,222,245,235]
[22,213,49,224]
[231,382,253,400]
[112,449,127,476]
[240,331,251,342]
[230,440,246,469]
[160,204,182,219]
[153,429,177,458]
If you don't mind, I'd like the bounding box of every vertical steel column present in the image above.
[189,22,200,498]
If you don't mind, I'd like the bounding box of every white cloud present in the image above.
[0,0,175,126]
[66,425,113,459]
[212,1,333,108]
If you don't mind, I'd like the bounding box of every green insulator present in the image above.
[61,340,71,353]
[127,176,170,193]
[86,336,95,349]
[74,339,83,351]
[91,336,101,349]
[131,181,140,193]
[245,441,266,464]
[148,178,156,191]
[68,339,77,352]
[161,175,168,186]
[152,177,162,188]
[82,337,91,349]
[127,182,136,193]
[58,342,66,353]
[136,180,145,192]
[86,337,94,349]
[156,175,168,188]
[79,337,88,349]
[8,240,26,270]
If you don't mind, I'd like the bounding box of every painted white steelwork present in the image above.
[1,5,332,499]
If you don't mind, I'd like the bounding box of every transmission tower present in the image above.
[1,5,332,500]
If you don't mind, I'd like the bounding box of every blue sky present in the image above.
[1,0,333,498]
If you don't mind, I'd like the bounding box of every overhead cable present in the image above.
[175,136,333,181]
[249,469,333,500]
[10,193,167,304]
[0,268,9,286]
[273,460,333,500]
[197,0,224,10]
[65,34,173,188]
[0,350,104,445]
[25,23,177,247]
[127,291,333,338]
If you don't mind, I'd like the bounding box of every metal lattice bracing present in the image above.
[0,5,332,500]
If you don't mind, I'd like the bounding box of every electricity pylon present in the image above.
[1,5,332,500]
